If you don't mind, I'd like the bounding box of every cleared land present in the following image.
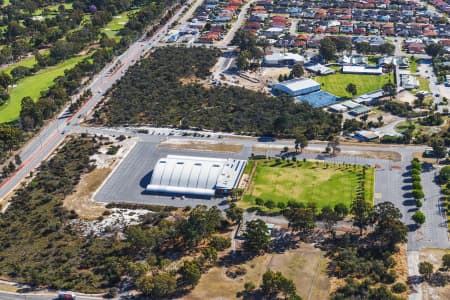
[186,244,329,300]
[0,55,87,123]
[159,139,244,153]
[420,248,450,300]
[243,159,374,210]
[313,72,392,98]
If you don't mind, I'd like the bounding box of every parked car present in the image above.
[57,291,76,300]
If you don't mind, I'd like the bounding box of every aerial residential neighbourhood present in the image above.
[0,0,450,299]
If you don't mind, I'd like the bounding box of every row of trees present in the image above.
[319,36,395,61]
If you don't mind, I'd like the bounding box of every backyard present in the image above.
[313,72,392,98]
[243,159,374,211]
[0,55,87,123]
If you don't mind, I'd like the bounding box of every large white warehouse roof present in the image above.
[272,78,320,96]
[146,155,247,196]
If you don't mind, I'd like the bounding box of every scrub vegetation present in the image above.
[98,47,342,139]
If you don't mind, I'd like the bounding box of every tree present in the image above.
[376,115,383,127]
[418,262,433,280]
[0,72,12,89]
[285,208,315,238]
[439,166,450,184]
[243,219,270,254]
[237,50,251,70]
[379,43,395,56]
[210,236,231,251]
[430,138,446,162]
[346,83,357,96]
[225,205,244,224]
[319,37,337,61]
[180,205,223,248]
[327,136,340,156]
[351,195,373,236]
[334,203,348,219]
[320,206,339,237]
[425,43,444,58]
[180,260,202,288]
[136,272,177,298]
[412,211,426,226]
[261,270,298,299]
[442,254,450,270]
[372,202,408,250]
[202,247,217,264]
[294,134,308,153]
[355,42,371,54]
[291,64,304,78]
[382,82,397,100]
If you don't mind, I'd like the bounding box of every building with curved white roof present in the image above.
[272,78,320,96]
[146,155,247,196]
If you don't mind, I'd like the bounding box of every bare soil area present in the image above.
[64,137,136,219]
[185,244,330,300]
[420,248,450,300]
[252,145,402,162]
[160,139,243,153]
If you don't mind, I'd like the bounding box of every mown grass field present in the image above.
[0,55,87,123]
[243,159,374,210]
[102,9,139,38]
[32,3,73,16]
[313,72,392,98]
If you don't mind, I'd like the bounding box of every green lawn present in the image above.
[32,3,73,16]
[243,159,374,211]
[418,77,430,92]
[313,72,392,98]
[409,58,418,73]
[101,9,139,38]
[1,56,36,75]
[0,55,87,123]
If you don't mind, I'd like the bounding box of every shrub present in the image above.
[255,198,265,206]
[391,282,407,294]
[264,200,276,209]
[412,189,424,200]
[210,236,231,251]
[415,199,423,208]
[412,211,426,225]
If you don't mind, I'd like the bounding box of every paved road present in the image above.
[217,0,256,48]
[417,60,450,112]
[0,0,198,202]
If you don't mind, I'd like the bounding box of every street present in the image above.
[0,0,199,202]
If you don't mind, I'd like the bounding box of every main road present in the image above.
[0,0,200,202]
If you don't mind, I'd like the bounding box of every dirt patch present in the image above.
[160,139,243,153]
[64,137,137,220]
[185,244,330,300]
[64,168,109,219]
[412,152,437,164]
[397,90,416,105]
[349,150,402,162]
[420,248,450,300]
[251,145,402,162]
